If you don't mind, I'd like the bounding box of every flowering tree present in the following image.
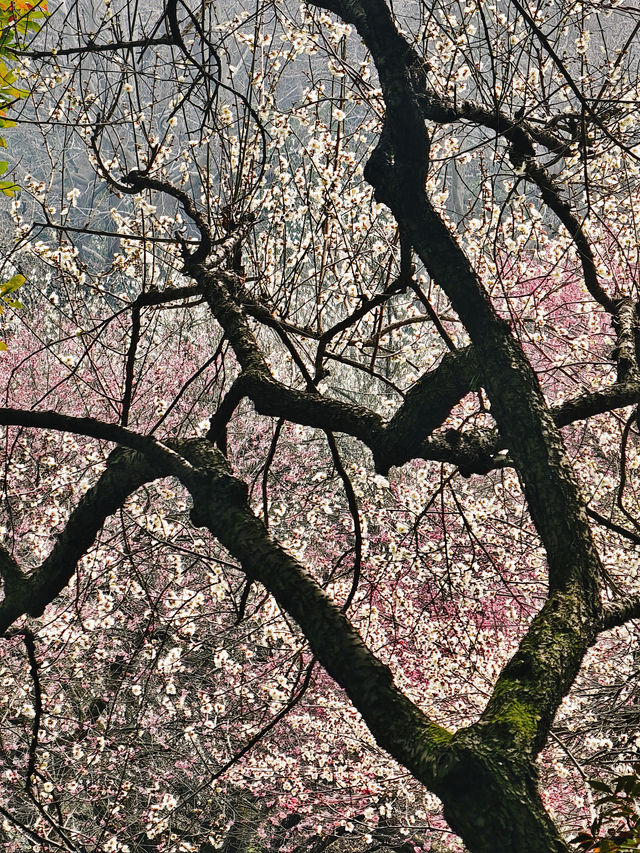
[1,0,640,851]
[0,0,47,345]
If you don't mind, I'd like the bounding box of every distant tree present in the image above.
[2,1,640,852]
[0,0,47,346]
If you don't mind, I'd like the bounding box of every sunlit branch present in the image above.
[308,10,604,845]
[2,429,455,770]
[18,36,173,60]
[611,298,640,382]
[34,220,200,246]
[601,597,640,631]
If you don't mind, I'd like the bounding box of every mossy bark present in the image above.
[0,429,599,852]
[0,0,616,842]
[436,733,571,853]
[175,439,577,853]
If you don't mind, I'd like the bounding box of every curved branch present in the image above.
[376,346,477,472]
[601,598,640,631]
[121,171,212,265]
[176,439,453,773]
[0,445,160,633]
[2,430,455,775]
[19,37,173,60]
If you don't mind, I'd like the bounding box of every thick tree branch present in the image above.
[600,598,640,631]
[0,409,190,465]
[611,298,640,382]
[306,6,604,847]
[0,412,204,633]
[0,446,160,633]
[553,380,640,427]
[1,431,455,776]
[317,0,602,584]
[190,260,477,461]
[317,0,615,317]
[376,346,477,472]
[174,439,454,773]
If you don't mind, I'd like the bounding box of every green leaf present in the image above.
[0,273,25,295]
[0,178,19,195]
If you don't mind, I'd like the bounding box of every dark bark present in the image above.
[4,2,640,849]
[0,423,586,852]
[300,0,606,847]
[0,446,159,632]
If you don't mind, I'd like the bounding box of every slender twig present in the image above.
[121,304,140,426]
[325,432,362,612]
[23,630,42,795]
